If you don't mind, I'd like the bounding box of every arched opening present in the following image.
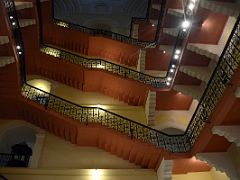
[0,126,36,167]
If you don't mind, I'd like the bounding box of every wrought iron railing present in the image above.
[185,15,240,147]
[38,0,180,88]
[41,45,168,88]
[0,153,30,167]
[52,0,166,47]
[3,0,240,153]
[28,15,240,152]
[22,83,188,152]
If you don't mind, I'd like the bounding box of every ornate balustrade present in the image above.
[2,0,240,153]
[22,83,187,152]
[52,0,166,47]
[0,153,30,167]
[41,45,168,88]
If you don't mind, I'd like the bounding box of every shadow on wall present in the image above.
[0,125,36,153]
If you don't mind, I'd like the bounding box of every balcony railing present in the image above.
[51,0,166,47]
[40,45,168,88]
[38,0,182,89]
[0,153,30,167]
[3,0,240,153]
[31,14,240,152]
[22,83,189,152]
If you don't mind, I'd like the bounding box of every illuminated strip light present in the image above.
[166,0,200,87]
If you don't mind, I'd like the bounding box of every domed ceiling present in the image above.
[54,0,149,36]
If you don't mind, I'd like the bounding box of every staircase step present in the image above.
[187,43,220,61]
[212,126,240,147]
[14,1,33,10]
[173,85,205,100]
[152,4,160,11]
[179,65,213,82]
[0,56,15,67]
[131,24,139,39]
[19,19,36,28]
[0,36,9,45]
[187,16,236,62]
[150,19,158,26]
[137,49,146,72]
[167,8,184,17]
[200,0,240,18]
[159,45,174,54]
[163,28,178,37]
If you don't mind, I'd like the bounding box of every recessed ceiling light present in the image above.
[167,77,172,81]
[174,55,179,59]
[175,49,181,54]
[182,20,190,29]
[188,3,195,10]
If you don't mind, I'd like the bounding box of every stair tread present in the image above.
[0,36,9,45]
[163,27,178,37]
[167,8,184,17]
[200,0,240,17]
[159,45,174,54]
[187,43,220,61]
[179,65,212,82]
[152,4,160,10]
[173,85,204,100]
[0,56,14,59]
[0,56,15,68]
[14,1,33,10]
[19,19,36,28]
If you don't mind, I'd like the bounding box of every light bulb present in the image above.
[175,49,181,54]
[188,3,195,10]
[174,54,179,59]
[182,20,190,29]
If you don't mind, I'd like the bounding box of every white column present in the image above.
[145,90,156,126]
[30,133,46,168]
[137,49,146,72]
[132,24,139,39]
[157,158,173,180]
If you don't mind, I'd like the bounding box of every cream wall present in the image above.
[0,120,140,169]
[173,172,213,180]
[172,168,229,180]
[210,168,230,180]
[39,133,139,169]
[27,75,147,125]
[0,169,157,180]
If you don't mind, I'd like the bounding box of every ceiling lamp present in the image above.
[182,20,190,29]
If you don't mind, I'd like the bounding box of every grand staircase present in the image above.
[0,0,240,178]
